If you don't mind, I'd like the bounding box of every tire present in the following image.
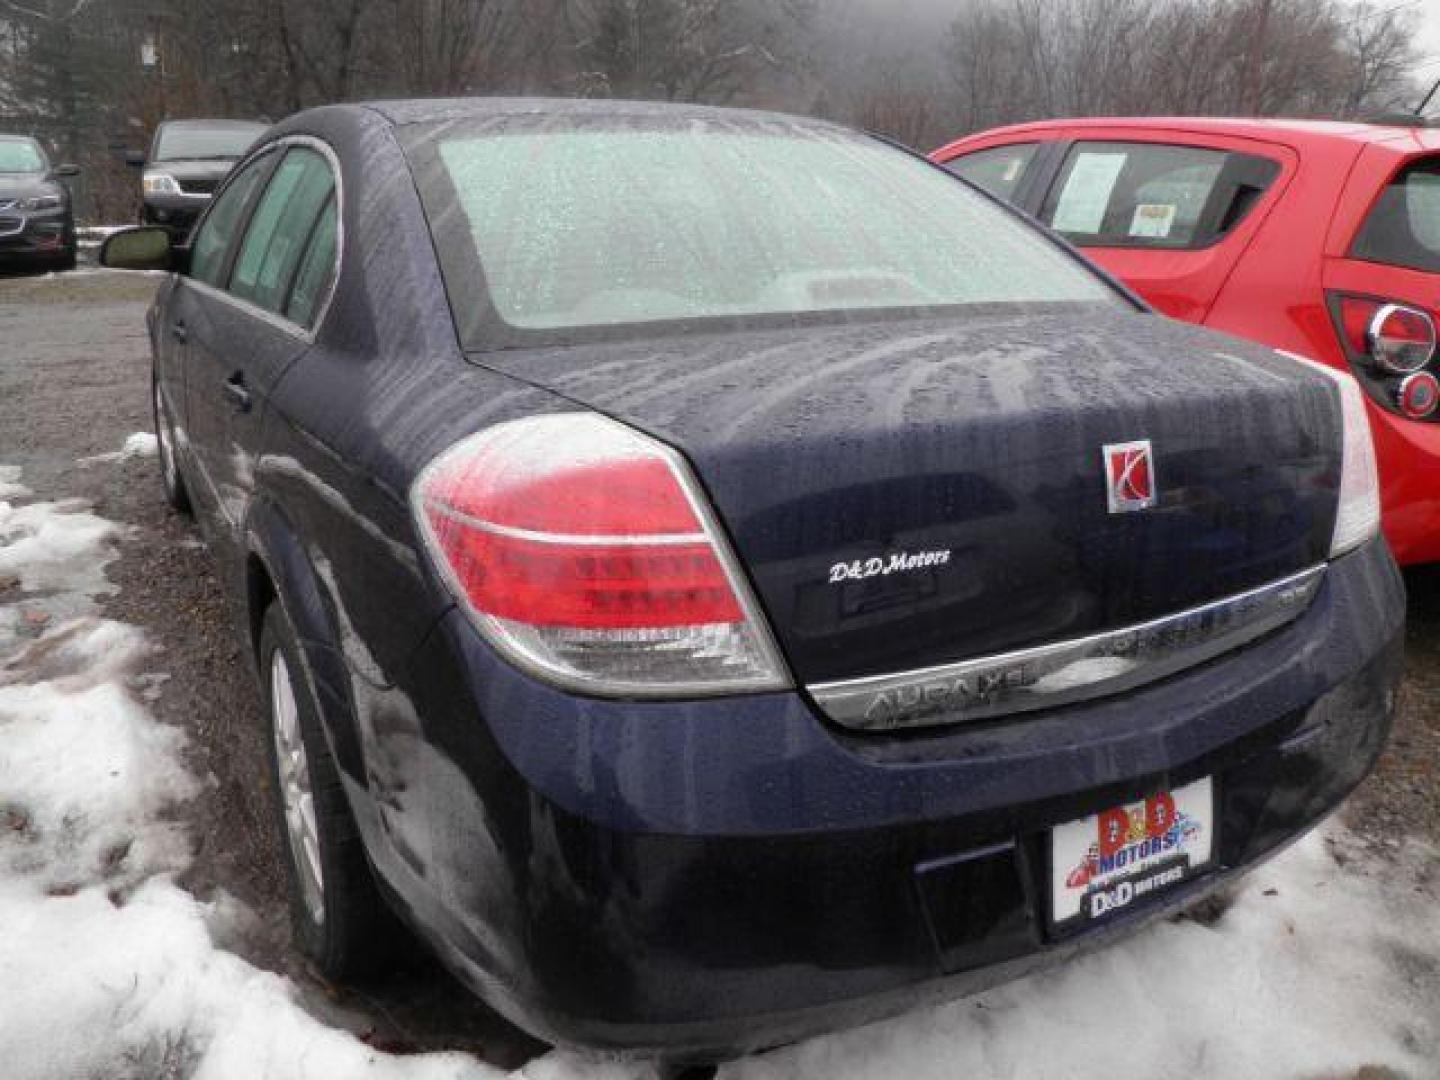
[259,602,387,979]
[152,375,191,515]
[56,248,76,272]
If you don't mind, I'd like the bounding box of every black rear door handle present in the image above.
[170,320,188,343]
[224,372,252,413]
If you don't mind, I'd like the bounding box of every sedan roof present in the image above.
[360,96,840,130]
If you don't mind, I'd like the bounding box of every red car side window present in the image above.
[1040,141,1280,251]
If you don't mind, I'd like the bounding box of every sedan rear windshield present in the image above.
[0,139,45,174]
[402,114,1124,345]
[1351,158,1440,274]
[155,123,265,162]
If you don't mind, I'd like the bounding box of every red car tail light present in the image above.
[1397,372,1440,420]
[1335,296,1437,375]
[413,413,789,697]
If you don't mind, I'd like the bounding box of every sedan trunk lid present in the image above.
[475,306,1341,706]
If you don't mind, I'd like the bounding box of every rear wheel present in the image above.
[260,602,386,979]
[152,376,191,514]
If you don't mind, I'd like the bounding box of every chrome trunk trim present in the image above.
[808,565,1327,732]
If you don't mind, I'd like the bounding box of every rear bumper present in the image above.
[361,537,1404,1058]
[1370,401,1440,566]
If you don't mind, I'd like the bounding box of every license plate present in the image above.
[1050,777,1215,929]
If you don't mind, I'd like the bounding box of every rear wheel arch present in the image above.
[245,551,276,659]
[244,499,367,782]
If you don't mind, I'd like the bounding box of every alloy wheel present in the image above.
[271,648,325,923]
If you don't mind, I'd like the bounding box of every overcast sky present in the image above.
[1341,0,1440,109]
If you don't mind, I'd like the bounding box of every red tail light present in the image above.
[1398,373,1440,420]
[413,414,788,696]
[1334,296,1436,375]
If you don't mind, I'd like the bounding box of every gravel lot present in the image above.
[1,268,1437,1071]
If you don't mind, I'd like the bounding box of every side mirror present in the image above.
[54,163,80,178]
[100,226,175,272]
[124,150,146,168]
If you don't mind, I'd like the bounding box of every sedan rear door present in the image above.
[163,148,274,525]
[182,143,338,550]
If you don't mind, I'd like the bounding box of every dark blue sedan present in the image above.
[100,98,1404,1064]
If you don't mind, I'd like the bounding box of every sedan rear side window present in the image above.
[189,154,271,287]
[1351,158,1440,274]
[231,147,335,314]
[944,144,1038,203]
[1041,142,1280,250]
[404,117,1122,344]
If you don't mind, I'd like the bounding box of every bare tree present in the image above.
[564,0,812,103]
[382,0,519,95]
[935,0,1424,134]
[1335,0,1421,116]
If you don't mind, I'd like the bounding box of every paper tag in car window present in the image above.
[1130,203,1178,239]
[1052,152,1126,234]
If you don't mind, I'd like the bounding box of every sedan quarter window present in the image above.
[1041,141,1280,250]
[285,198,338,328]
[943,143,1038,203]
[189,153,272,287]
[230,147,335,315]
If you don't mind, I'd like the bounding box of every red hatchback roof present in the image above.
[932,117,1440,162]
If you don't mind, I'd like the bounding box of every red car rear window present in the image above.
[1351,158,1440,274]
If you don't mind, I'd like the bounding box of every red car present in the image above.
[933,118,1440,566]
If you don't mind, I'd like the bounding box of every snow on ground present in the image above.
[0,452,1438,1080]
[728,831,1440,1080]
[75,226,129,244]
[0,495,118,605]
[79,430,158,465]
[0,465,29,502]
[0,463,501,1080]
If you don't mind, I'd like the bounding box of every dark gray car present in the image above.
[134,119,266,239]
[0,135,78,272]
